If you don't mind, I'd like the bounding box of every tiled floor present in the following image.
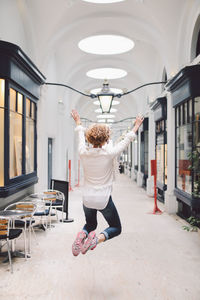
[0,174,200,300]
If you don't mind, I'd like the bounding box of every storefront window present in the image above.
[155,118,167,186]
[193,97,200,198]
[9,89,23,178]
[140,132,144,173]
[0,79,5,186]
[26,99,35,173]
[0,40,45,197]
[165,144,167,184]
[144,131,148,175]
[175,100,192,194]
[134,136,138,170]
[9,88,36,179]
[156,136,165,183]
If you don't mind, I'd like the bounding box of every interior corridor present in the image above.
[0,174,200,300]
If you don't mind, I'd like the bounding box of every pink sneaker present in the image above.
[72,231,86,256]
[81,231,97,255]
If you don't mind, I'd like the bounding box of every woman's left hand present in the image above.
[133,115,144,133]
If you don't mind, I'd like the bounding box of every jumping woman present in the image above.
[71,109,144,256]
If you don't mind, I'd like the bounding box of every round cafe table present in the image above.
[0,209,32,262]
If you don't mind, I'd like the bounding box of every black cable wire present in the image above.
[45,82,97,98]
[44,81,167,99]
[119,81,167,97]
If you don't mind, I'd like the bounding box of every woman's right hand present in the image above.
[133,115,144,133]
[71,109,81,126]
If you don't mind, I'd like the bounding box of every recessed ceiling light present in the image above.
[98,119,106,123]
[97,114,115,118]
[91,87,123,94]
[107,119,114,123]
[87,68,127,79]
[79,35,134,55]
[82,0,125,3]
[93,100,120,105]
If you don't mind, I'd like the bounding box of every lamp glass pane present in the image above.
[98,95,113,113]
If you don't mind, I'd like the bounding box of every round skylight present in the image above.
[97,114,115,119]
[91,87,123,95]
[87,68,127,79]
[95,108,117,113]
[93,100,120,106]
[83,0,125,3]
[79,35,134,55]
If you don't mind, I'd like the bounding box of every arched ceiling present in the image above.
[18,0,193,121]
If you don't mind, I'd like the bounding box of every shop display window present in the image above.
[8,87,36,179]
[0,40,45,197]
[134,135,138,170]
[0,80,37,195]
[175,99,196,195]
[155,118,167,187]
[26,99,35,174]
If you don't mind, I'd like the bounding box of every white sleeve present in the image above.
[110,131,136,157]
[74,125,87,155]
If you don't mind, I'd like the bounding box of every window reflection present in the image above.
[176,100,193,195]
[9,89,23,178]
[26,99,35,173]
[155,119,167,186]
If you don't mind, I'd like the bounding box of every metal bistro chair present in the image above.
[4,202,37,255]
[0,218,23,273]
[29,194,53,230]
[43,190,65,222]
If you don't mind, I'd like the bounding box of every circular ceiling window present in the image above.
[97,114,115,118]
[93,100,120,105]
[82,0,125,3]
[95,108,117,113]
[79,35,134,55]
[87,68,127,79]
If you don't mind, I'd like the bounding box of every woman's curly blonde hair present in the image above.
[85,124,110,147]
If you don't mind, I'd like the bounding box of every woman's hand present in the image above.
[133,115,144,133]
[71,109,81,126]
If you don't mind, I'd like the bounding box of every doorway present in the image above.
[48,138,53,188]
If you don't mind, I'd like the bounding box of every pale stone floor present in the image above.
[0,174,200,300]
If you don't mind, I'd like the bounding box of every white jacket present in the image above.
[75,125,136,209]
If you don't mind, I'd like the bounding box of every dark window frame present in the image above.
[1,79,38,196]
[175,98,199,198]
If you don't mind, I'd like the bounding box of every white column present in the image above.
[165,93,178,213]
[147,110,155,196]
